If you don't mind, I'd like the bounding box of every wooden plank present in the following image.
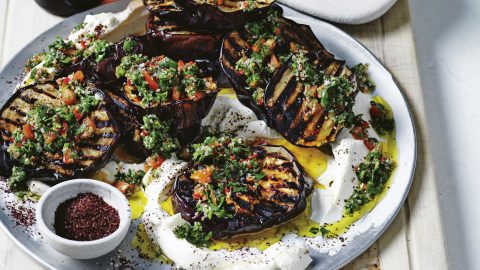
[1,0,60,66]
[380,0,449,269]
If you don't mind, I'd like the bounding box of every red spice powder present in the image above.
[54,192,120,241]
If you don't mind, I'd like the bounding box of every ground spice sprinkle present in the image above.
[54,192,120,241]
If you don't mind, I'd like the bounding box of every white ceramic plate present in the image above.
[0,2,416,269]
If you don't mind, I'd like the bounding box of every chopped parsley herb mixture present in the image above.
[114,169,146,186]
[26,27,111,84]
[140,114,180,158]
[291,50,357,126]
[369,101,395,136]
[6,71,102,191]
[352,63,376,93]
[234,9,288,105]
[119,55,217,107]
[113,168,146,196]
[173,221,213,248]
[122,37,138,53]
[344,148,395,214]
[206,0,258,11]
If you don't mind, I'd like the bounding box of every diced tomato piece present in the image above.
[126,79,132,86]
[190,166,213,184]
[257,98,264,106]
[193,192,202,200]
[43,132,57,144]
[369,104,384,118]
[364,139,376,151]
[143,70,158,90]
[274,27,281,36]
[361,120,370,129]
[73,107,83,121]
[146,155,165,169]
[73,70,84,83]
[63,149,75,164]
[59,122,68,136]
[217,0,223,5]
[80,41,87,49]
[22,124,35,140]
[140,130,149,137]
[351,126,364,140]
[62,77,70,86]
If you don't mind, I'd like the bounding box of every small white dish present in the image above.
[36,179,131,260]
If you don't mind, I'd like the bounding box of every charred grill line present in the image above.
[172,145,311,239]
[0,83,120,181]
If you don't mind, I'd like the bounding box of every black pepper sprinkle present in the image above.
[54,192,120,241]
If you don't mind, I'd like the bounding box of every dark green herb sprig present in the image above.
[173,222,213,247]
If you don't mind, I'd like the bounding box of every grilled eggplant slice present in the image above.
[113,55,220,146]
[265,52,357,148]
[0,79,120,181]
[220,9,332,118]
[144,0,276,31]
[172,135,310,239]
[87,36,151,84]
[146,14,223,61]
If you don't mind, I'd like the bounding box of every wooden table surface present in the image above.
[0,0,448,269]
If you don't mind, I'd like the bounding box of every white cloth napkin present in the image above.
[278,0,398,24]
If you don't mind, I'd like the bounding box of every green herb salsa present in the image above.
[173,135,267,247]
[26,23,112,84]
[6,71,102,192]
[117,55,217,108]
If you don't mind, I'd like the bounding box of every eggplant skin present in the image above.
[265,58,356,148]
[172,145,311,239]
[146,14,223,61]
[107,59,221,149]
[0,83,120,181]
[144,0,276,32]
[220,13,330,123]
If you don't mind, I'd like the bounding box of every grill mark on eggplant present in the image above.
[172,145,310,239]
[0,84,120,181]
[19,94,37,104]
[30,85,58,100]
[7,106,27,117]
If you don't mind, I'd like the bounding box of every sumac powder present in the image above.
[54,192,120,241]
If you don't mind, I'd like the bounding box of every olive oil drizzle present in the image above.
[142,92,398,256]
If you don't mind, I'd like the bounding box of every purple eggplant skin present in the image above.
[220,14,332,123]
[89,35,152,85]
[146,14,223,61]
[171,145,311,239]
[0,83,121,182]
[144,0,277,32]
[175,0,277,32]
[143,0,192,25]
[264,56,356,149]
[106,59,221,150]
